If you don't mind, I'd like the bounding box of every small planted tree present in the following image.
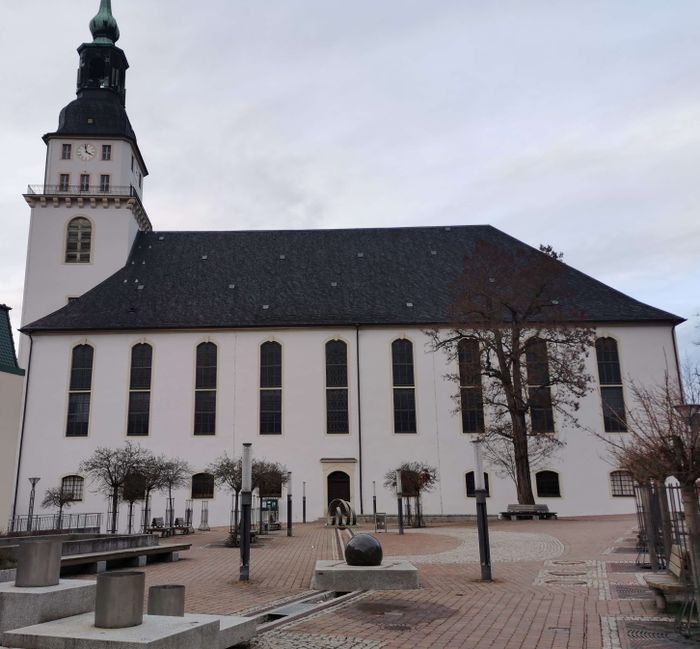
[384,462,439,527]
[208,454,241,536]
[139,454,166,531]
[41,487,74,530]
[159,458,192,527]
[122,472,146,534]
[80,442,150,534]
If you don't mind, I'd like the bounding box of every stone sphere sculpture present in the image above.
[344,533,383,566]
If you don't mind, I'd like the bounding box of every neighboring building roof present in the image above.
[0,305,24,375]
[23,225,683,333]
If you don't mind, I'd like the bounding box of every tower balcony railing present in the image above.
[26,184,140,197]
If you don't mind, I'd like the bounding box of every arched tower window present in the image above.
[194,342,217,435]
[535,471,561,498]
[65,217,92,263]
[458,339,484,433]
[260,341,282,434]
[526,338,554,433]
[392,339,416,434]
[127,343,152,436]
[61,475,84,501]
[326,340,349,434]
[596,338,627,432]
[66,344,94,437]
[191,473,215,499]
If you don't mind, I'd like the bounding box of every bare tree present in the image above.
[253,460,288,498]
[159,458,192,527]
[41,487,74,529]
[79,442,150,534]
[601,366,700,606]
[208,454,241,534]
[122,472,146,534]
[429,241,594,504]
[140,453,166,530]
[480,434,562,486]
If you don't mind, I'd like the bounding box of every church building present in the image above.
[13,2,683,529]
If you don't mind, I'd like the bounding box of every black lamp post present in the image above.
[27,477,40,532]
[302,481,306,524]
[240,443,252,581]
[396,470,404,535]
[472,439,492,581]
[372,480,377,516]
[287,472,293,537]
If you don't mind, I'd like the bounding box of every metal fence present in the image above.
[7,512,102,534]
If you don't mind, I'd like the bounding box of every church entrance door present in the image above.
[327,471,351,507]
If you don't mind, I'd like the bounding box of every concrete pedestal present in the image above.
[311,560,420,591]
[15,541,62,587]
[2,612,256,649]
[0,579,96,633]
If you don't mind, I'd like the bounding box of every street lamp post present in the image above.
[372,480,377,516]
[240,443,252,581]
[302,481,306,524]
[472,440,492,581]
[287,472,293,537]
[27,477,40,533]
[396,470,404,535]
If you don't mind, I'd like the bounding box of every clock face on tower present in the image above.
[76,143,96,161]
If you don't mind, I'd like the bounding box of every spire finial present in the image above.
[89,0,120,45]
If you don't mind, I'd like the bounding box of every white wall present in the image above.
[0,370,24,531]
[13,323,679,530]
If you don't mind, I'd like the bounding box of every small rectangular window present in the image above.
[102,145,112,160]
[260,389,282,434]
[194,391,216,435]
[99,175,110,192]
[138,173,142,188]
[601,387,627,432]
[62,144,72,160]
[59,174,70,192]
[79,174,90,192]
[131,155,135,171]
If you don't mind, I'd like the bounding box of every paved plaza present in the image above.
[88,515,689,648]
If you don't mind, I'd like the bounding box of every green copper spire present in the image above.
[89,0,120,45]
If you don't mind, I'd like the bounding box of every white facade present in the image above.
[0,369,23,531]
[13,322,678,528]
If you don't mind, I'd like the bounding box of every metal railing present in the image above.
[7,512,103,534]
[26,184,139,197]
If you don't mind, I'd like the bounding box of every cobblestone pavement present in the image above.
[94,515,684,648]
[387,527,565,563]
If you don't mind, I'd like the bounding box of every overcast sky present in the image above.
[1,1,698,362]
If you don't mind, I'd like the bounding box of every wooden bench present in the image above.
[60,542,191,575]
[644,544,693,611]
[499,504,558,520]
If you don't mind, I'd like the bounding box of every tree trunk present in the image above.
[168,485,173,527]
[111,489,119,534]
[680,484,700,615]
[512,412,535,504]
[58,503,63,530]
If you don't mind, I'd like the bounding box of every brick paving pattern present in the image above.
[89,515,695,648]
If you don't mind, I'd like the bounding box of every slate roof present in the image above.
[23,225,682,333]
[0,305,24,375]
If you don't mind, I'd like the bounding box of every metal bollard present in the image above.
[147,584,185,616]
[15,540,62,587]
[94,572,145,628]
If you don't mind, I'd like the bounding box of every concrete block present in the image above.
[15,541,62,587]
[188,614,257,648]
[2,612,221,649]
[86,561,107,574]
[130,555,147,567]
[166,552,179,563]
[311,560,420,591]
[0,579,96,633]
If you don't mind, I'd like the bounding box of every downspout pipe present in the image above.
[356,325,363,514]
[12,333,33,521]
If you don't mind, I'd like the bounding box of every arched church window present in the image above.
[392,339,416,433]
[596,338,627,432]
[326,340,348,434]
[61,475,84,501]
[66,344,93,437]
[191,473,214,500]
[458,339,484,433]
[535,471,561,498]
[526,338,554,433]
[260,341,282,434]
[194,342,217,435]
[65,217,92,263]
[127,343,152,436]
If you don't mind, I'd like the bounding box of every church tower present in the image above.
[20,0,150,346]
